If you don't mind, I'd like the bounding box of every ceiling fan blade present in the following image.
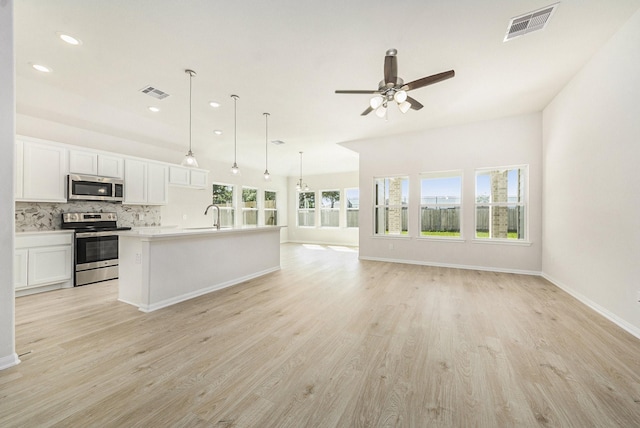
[402,70,455,91]
[384,55,398,86]
[361,106,374,116]
[335,90,379,94]
[406,96,424,110]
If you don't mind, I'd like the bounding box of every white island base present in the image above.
[118,227,281,312]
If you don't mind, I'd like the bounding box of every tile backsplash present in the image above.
[15,202,161,232]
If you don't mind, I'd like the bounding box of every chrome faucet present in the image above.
[204,204,221,230]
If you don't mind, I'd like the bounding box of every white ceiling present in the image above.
[14,0,640,177]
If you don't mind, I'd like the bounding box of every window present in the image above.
[345,188,359,228]
[264,190,277,226]
[212,183,234,227]
[297,191,315,227]
[320,190,340,227]
[420,172,462,238]
[475,166,527,240]
[374,176,409,236]
[242,187,258,226]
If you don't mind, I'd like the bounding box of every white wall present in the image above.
[542,9,640,338]
[344,113,543,274]
[0,0,19,370]
[287,171,359,246]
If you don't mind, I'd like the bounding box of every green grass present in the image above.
[475,231,519,239]
[421,231,461,237]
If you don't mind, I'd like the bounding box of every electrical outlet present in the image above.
[138,213,144,221]
[135,253,141,264]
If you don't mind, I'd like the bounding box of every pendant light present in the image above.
[230,94,240,175]
[181,69,199,168]
[263,112,271,181]
[296,151,309,191]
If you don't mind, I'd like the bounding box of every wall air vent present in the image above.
[504,3,559,42]
[140,85,170,100]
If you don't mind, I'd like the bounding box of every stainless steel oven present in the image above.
[62,212,131,286]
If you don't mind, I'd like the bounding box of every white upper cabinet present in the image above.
[19,140,68,203]
[124,159,168,205]
[189,169,208,189]
[147,162,168,205]
[169,165,208,189]
[69,150,98,175]
[169,166,190,186]
[69,149,123,178]
[124,159,147,204]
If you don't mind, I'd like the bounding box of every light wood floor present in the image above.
[2,243,640,427]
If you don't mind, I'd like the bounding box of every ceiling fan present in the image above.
[335,48,455,117]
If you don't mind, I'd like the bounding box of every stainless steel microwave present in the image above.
[68,174,124,202]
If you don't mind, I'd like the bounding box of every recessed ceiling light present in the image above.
[58,33,82,45]
[148,106,160,113]
[271,140,285,145]
[31,63,52,73]
[213,130,223,135]
[209,101,221,108]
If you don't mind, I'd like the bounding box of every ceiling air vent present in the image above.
[140,85,170,100]
[504,3,559,42]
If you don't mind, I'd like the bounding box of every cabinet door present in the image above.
[27,245,72,286]
[98,154,124,178]
[169,166,190,186]
[124,159,147,204]
[14,249,28,289]
[147,163,168,205]
[190,169,208,189]
[14,140,24,198]
[69,150,98,175]
[22,141,68,202]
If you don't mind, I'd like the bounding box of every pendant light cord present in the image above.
[189,72,193,153]
[264,113,269,169]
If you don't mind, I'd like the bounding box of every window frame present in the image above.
[211,182,235,228]
[241,186,258,227]
[474,165,529,244]
[264,190,277,226]
[419,170,463,240]
[320,189,341,228]
[297,190,316,228]
[373,175,410,237]
[345,187,359,229]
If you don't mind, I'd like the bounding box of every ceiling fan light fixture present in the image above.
[398,101,411,114]
[369,95,383,109]
[394,90,407,103]
[375,104,387,118]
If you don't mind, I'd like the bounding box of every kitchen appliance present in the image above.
[61,212,131,286]
[68,174,124,202]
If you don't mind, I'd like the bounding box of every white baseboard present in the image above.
[359,255,542,276]
[542,273,640,341]
[137,266,281,313]
[0,353,20,371]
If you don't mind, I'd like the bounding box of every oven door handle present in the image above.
[76,231,120,238]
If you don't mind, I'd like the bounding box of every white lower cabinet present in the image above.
[15,233,73,295]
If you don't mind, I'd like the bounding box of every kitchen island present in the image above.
[118,226,282,312]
